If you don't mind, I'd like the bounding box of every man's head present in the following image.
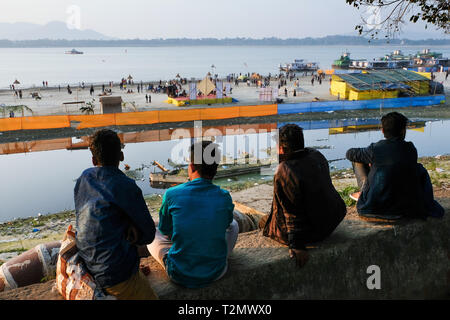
[381,112,409,140]
[89,129,124,167]
[278,124,305,155]
[188,141,221,180]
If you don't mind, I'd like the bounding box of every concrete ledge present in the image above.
[148,200,449,299]
[0,198,448,300]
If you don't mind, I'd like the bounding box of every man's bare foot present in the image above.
[350,192,361,202]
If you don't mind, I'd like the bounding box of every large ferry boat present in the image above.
[332,49,449,71]
[411,49,450,71]
[280,59,319,73]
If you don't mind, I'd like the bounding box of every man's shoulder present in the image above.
[375,138,416,149]
[79,167,96,177]
[166,180,231,199]
[217,186,232,199]
[305,147,327,160]
[79,167,136,189]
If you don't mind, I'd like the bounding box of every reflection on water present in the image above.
[0,118,449,222]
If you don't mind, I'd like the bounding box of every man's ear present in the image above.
[401,128,407,139]
[120,151,124,162]
[92,156,98,167]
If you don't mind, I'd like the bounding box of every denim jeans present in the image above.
[352,162,370,191]
[351,162,445,218]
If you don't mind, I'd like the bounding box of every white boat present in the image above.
[280,59,319,72]
[65,49,84,55]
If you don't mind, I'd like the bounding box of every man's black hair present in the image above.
[189,141,220,179]
[381,112,409,139]
[279,124,305,154]
[89,129,122,166]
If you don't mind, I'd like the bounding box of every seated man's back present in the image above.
[359,138,424,217]
[346,112,427,219]
[74,129,157,300]
[149,141,237,289]
[264,147,347,247]
[263,124,346,263]
[159,178,234,288]
[75,166,155,288]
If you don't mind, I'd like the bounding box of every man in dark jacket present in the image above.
[74,129,158,299]
[261,124,347,267]
[346,112,443,220]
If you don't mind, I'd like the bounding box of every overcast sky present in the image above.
[0,0,447,39]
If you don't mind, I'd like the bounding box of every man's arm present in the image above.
[224,191,235,227]
[117,183,156,246]
[158,192,173,238]
[274,168,311,268]
[346,143,375,164]
[275,166,310,251]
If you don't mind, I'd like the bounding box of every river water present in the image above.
[0,118,449,222]
[1,45,449,89]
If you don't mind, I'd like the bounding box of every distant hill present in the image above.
[0,21,113,41]
[0,33,448,47]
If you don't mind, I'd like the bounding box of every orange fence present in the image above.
[0,104,279,133]
[22,115,70,130]
[0,118,22,131]
[70,114,116,129]
[115,111,159,126]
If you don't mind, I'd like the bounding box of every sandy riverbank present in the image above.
[1,72,448,118]
[0,74,337,117]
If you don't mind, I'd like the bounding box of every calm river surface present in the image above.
[0,118,449,222]
[1,45,449,88]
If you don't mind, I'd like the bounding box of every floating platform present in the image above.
[165,95,234,107]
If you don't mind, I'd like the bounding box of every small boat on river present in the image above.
[150,161,272,189]
[65,49,84,55]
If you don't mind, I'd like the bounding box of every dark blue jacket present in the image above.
[74,167,156,288]
[346,138,427,218]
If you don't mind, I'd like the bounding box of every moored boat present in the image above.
[280,59,319,73]
[332,49,449,72]
[150,162,272,189]
[65,49,84,55]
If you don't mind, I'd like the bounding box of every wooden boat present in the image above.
[150,162,272,188]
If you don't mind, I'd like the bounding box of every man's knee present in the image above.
[258,215,269,230]
[228,219,239,234]
[105,271,158,300]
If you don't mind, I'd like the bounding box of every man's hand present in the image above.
[127,225,140,245]
[289,249,309,268]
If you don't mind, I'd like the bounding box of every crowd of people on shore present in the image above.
[50,111,444,299]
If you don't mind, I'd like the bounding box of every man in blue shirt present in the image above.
[74,129,158,299]
[148,141,239,289]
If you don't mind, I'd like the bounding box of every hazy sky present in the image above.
[0,0,447,39]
